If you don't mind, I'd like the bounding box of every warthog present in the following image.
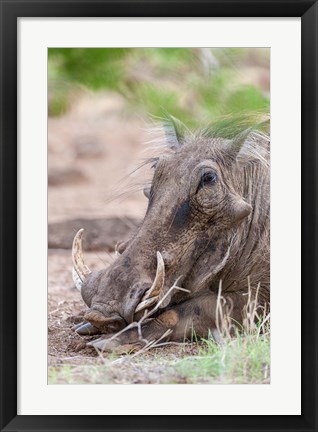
[72,117,270,350]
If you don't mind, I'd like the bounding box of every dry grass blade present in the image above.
[257,312,270,338]
[215,277,269,340]
[242,277,263,334]
[127,329,174,360]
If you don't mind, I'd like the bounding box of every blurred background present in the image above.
[48,47,269,228]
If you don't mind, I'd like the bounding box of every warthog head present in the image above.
[72,122,259,335]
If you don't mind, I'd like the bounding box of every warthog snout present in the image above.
[72,230,168,333]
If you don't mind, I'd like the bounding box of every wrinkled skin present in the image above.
[78,133,269,350]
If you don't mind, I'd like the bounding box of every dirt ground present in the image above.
[48,249,200,384]
[47,95,195,383]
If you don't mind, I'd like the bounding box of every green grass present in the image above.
[48,364,113,384]
[174,332,270,384]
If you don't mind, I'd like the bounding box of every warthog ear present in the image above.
[163,115,190,150]
[229,127,253,158]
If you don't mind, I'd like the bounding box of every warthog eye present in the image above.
[200,170,217,187]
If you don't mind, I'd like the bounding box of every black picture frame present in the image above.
[1,1,317,431]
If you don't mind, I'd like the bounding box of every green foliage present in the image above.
[48,48,129,90]
[48,48,270,125]
[133,85,184,119]
[225,86,269,113]
[140,48,195,73]
[48,48,269,127]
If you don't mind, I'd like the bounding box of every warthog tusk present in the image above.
[135,251,165,313]
[72,228,91,290]
[135,295,159,313]
[144,251,165,299]
[72,268,84,291]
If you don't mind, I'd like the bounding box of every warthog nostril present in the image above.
[84,309,125,334]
